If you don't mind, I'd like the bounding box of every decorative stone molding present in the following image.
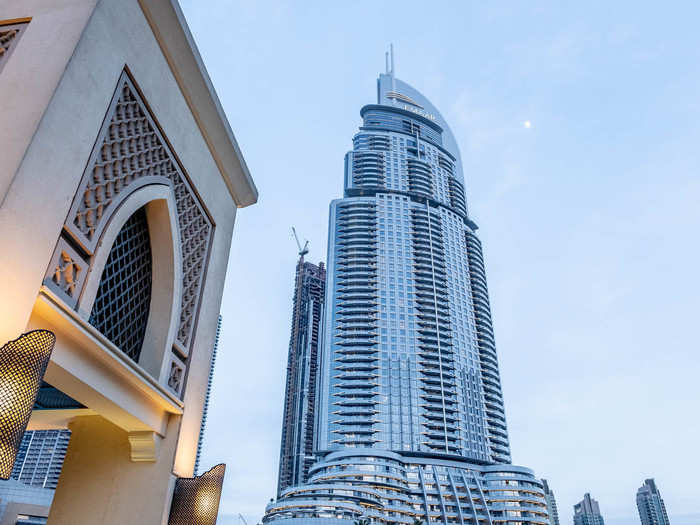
[127,430,159,462]
[45,239,87,309]
[0,20,28,74]
[166,354,186,396]
[44,69,214,398]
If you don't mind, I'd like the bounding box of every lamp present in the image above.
[168,464,226,525]
[0,330,55,478]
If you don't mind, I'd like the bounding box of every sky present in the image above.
[179,2,700,524]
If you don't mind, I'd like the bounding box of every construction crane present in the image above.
[292,227,309,257]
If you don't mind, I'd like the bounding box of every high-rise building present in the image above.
[11,430,70,490]
[264,53,549,524]
[636,479,670,525]
[574,493,605,525]
[195,314,223,475]
[542,479,561,525]
[277,258,326,494]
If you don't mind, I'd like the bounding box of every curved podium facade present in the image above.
[266,450,547,525]
[265,67,547,525]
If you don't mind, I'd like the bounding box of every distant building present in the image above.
[0,479,53,524]
[637,479,670,525]
[194,314,222,475]
[11,430,70,490]
[0,426,71,523]
[542,479,561,525]
[574,493,605,525]
[277,258,326,495]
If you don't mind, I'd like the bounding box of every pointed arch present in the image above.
[43,69,213,396]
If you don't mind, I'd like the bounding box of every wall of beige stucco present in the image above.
[0,0,242,520]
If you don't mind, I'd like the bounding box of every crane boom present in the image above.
[238,514,249,525]
[291,227,309,257]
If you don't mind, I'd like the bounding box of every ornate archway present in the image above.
[43,70,214,397]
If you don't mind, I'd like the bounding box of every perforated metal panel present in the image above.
[0,330,56,479]
[89,208,152,362]
[168,464,225,525]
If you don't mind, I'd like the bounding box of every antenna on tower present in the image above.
[292,227,309,258]
[390,43,395,76]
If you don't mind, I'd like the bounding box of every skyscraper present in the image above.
[574,493,605,525]
[542,479,561,525]
[265,54,549,524]
[636,479,670,525]
[10,430,70,490]
[277,258,326,494]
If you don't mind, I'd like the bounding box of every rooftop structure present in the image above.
[636,479,670,525]
[574,493,605,525]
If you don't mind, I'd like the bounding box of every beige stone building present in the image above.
[0,0,257,523]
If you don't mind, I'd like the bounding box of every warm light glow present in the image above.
[0,330,55,478]
[524,120,532,128]
[195,488,219,517]
[168,464,225,525]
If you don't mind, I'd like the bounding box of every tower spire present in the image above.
[390,43,394,76]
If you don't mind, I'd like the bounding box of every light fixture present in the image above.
[168,464,226,525]
[0,330,56,478]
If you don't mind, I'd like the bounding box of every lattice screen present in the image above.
[89,208,152,362]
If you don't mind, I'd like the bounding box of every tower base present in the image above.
[264,449,549,525]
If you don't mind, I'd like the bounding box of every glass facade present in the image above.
[265,66,548,525]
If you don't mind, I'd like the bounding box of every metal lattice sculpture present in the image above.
[0,330,56,479]
[168,464,226,525]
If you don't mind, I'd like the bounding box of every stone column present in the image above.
[47,415,180,525]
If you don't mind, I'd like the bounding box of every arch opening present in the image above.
[88,207,152,363]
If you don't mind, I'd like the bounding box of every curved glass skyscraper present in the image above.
[265,59,549,525]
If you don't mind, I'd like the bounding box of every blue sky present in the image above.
[179,1,700,524]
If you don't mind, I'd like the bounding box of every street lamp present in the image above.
[168,464,226,525]
[0,330,56,478]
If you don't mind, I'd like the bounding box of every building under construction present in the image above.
[277,254,326,495]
